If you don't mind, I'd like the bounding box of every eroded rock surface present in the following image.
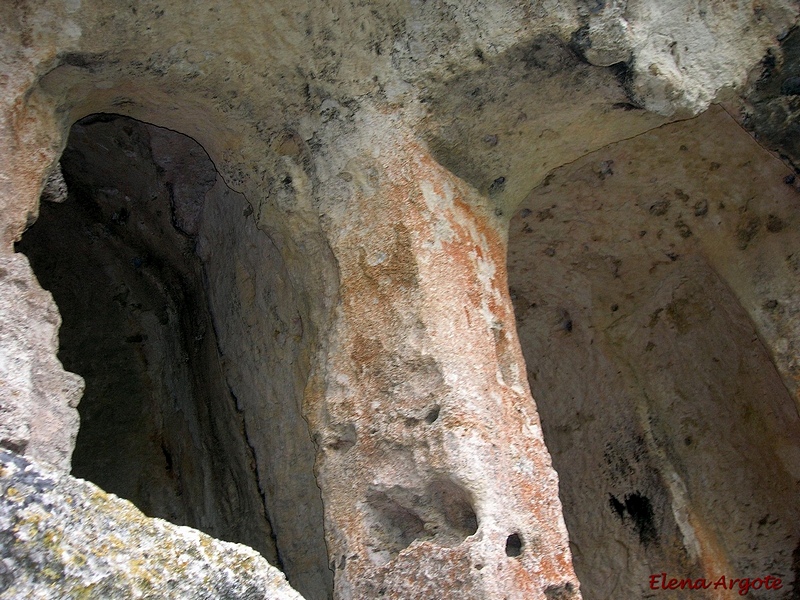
[0,449,303,600]
[0,254,82,472]
[509,106,800,599]
[17,115,331,599]
[1,1,800,599]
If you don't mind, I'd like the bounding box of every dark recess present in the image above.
[609,492,658,546]
[505,532,523,557]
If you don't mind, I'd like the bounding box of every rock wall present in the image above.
[15,116,279,561]
[508,106,800,598]
[1,1,800,599]
[17,114,331,599]
[198,159,331,599]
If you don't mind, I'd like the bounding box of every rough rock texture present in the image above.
[16,115,331,599]
[0,449,303,600]
[16,117,280,565]
[197,159,331,599]
[1,1,800,599]
[304,118,577,599]
[742,25,800,170]
[0,254,82,471]
[508,106,800,599]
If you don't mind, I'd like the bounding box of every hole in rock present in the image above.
[507,107,800,599]
[505,533,523,557]
[363,477,477,566]
[364,490,428,562]
[16,114,332,600]
[543,582,577,600]
[429,477,479,539]
[425,405,440,424]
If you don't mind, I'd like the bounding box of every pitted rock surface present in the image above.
[0,450,303,600]
[2,2,800,599]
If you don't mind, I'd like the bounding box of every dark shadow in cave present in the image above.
[16,114,333,600]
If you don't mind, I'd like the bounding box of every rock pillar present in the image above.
[307,117,580,599]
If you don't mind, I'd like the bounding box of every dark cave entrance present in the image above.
[16,114,333,600]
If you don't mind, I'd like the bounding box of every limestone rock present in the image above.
[508,106,800,599]
[16,114,329,599]
[1,1,800,599]
[742,26,800,170]
[0,254,82,471]
[620,1,797,116]
[0,449,303,600]
[39,165,67,204]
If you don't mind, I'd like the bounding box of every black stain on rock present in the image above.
[781,76,800,96]
[767,214,786,232]
[609,492,658,546]
[674,218,692,238]
[743,28,800,171]
[59,52,107,71]
[568,25,592,62]
[489,176,506,195]
[693,199,708,217]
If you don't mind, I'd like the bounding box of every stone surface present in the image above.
[304,115,578,598]
[0,448,303,600]
[39,164,66,204]
[0,253,82,471]
[17,115,331,600]
[16,116,278,561]
[508,106,800,599]
[1,1,800,599]
[742,25,800,171]
[198,166,332,599]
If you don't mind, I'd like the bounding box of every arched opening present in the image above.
[507,106,800,598]
[16,114,333,600]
